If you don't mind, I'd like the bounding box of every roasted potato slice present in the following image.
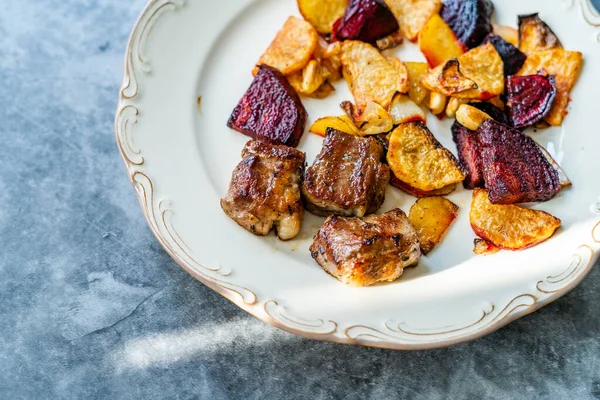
[409,197,459,254]
[298,0,348,34]
[387,121,465,192]
[341,40,409,112]
[309,115,360,136]
[455,104,492,130]
[421,43,504,100]
[518,49,583,126]
[470,189,561,250]
[405,61,430,105]
[473,238,500,255]
[254,16,318,76]
[421,59,478,96]
[385,0,442,41]
[518,13,562,56]
[418,14,466,67]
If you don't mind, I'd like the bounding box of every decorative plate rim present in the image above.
[115,0,600,350]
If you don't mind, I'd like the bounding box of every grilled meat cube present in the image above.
[221,141,306,240]
[227,65,307,147]
[477,119,560,204]
[302,129,390,217]
[310,209,421,287]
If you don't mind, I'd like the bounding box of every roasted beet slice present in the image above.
[452,122,484,189]
[482,33,527,76]
[477,119,560,204]
[505,74,557,129]
[335,0,399,44]
[440,0,494,49]
[452,102,509,189]
[228,65,307,147]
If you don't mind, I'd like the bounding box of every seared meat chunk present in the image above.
[221,141,306,240]
[302,129,390,217]
[310,209,421,287]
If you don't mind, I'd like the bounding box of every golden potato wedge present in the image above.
[421,43,504,100]
[493,24,518,46]
[455,104,492,131]
[405,61,430,105]
[420,59,478,96]
[518,49,583,126]
[385,0,442,41]
[341,41,409,112]
[309,115,360,136]
[409,197,459,254]
[518,13,562,56]
[387,121,466,192]
[388,93,426,124]
[473,238,500,255]
[470,189,561,250]
[297,0,348,34]
[418,14,466,68]
[254,16,318,76]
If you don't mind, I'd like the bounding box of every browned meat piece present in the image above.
[478,119,560,204]
[302,129,390,217]
[221,141,306,240]
[227,65,307,147]
[310,209,421,287]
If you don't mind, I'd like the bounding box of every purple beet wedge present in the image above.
[441,0,494,49]
[335,0,399,44]
[505,74,557,129]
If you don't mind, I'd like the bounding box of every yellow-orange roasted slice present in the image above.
[409,197,459,254]
[518,49,583,126]
[254,16,318,76]
[421,43,504,100]
[297,0,347,34]
[387,121,465,192]
[385,0,442,41]
[309,115,360,137]
[340,40,409,112]
[405,61,430,105]
[470,189,561,250]
[518,13,562,56]
[418,14,466,68]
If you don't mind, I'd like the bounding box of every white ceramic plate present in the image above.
[116,0,600,349]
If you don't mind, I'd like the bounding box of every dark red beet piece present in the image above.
[440,0,494,49]
[506,74,557,129]
[227,65,307,147]
[482,33,527,76]
[335,0,399,44]
[477,119,560,204]
[452,102,508,189]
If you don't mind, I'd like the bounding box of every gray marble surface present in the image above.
[2,0,600,399]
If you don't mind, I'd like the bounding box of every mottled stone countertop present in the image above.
[2,0,600,399]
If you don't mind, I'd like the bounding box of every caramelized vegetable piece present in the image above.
[309,115,360,136]
[477,119,560,204]
[341,40,409,112]
[482,34,526,76]
[405,62,430,105]
[341,101,394,135]
[470,189,561,250]
[418,14,466,68]
[492,24,518,46]
[388,93,426,125]
[387,121,465,192]
[506,74,557,129]
[409,197,459,254]
[518,49,583,126]
[254,16,318,76]
[421,59,478,96]
[421,43,504,100]
[228,65,307,147]
[298,0,348,34]
[385,0,442,41]
[473,238,500,255]
[375,31,404,51]
[455,104,491,131]
[336,0,399,44]
[518,13,562,56]
[440,0,494,49]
